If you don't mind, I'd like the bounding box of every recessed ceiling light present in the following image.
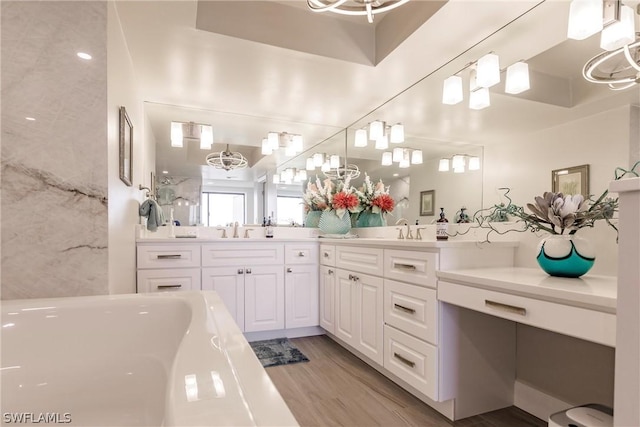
[393,173,399,177]
[25,117,36,121]
[162,170,169,174]
[77,52,92,60]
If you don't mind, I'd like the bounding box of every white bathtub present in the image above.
[1,291,298,426]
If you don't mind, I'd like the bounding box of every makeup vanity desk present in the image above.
[437,267,617,348]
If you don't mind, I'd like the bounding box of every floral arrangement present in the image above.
[470,187,618,241]
[355,174,395,215]
[303,176,361,218]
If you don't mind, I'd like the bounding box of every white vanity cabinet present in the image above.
[136,244,201,292]
[137,239,323,338]
[202,243,285,333]
[319,244,336,334]
[284,243,319,329]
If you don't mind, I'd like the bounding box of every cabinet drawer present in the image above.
[384,325,438,401]
[137,244,201,269]
[320,244,336,266]
[137,268,200,293]
[201,243,284,267]
[384,280,438,345]
[285,243,318,265]
[438,281,616,347]
[384,249,438,288]
[336,246,383,276]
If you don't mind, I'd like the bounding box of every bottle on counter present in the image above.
[265,216,274,238]
[436,208,449,241]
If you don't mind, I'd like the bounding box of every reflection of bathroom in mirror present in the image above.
[147,1,638,229]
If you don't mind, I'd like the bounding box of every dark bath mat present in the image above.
[250,338,310,368]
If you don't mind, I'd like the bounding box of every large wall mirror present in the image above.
[144,1,637,227]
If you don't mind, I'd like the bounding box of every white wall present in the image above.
[107,2,146,295]
[483,104,632,410]
[1,1,109,299]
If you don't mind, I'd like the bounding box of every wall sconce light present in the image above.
[476,52,501,88]
[369,120,385,140]
[442,75,463,105]
[264,131,304,157]
[354,128,368,147]
[439,154,481,173]
[381,148,423,167]
[170,121,213,149]
[442,54,530,109]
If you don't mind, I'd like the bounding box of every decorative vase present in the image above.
[536,234,595,278]
[319,210,351,235]
[356,209,385,227]
[304,211,322,228]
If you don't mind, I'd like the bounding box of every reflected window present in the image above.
[202,192,245,226]
[277,196,304,225]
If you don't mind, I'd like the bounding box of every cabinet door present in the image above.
[285,264,319,329]
[137,268,200,293]
[319,265,336,333]
[353,271,384,366]
[201,267,245,331]
[244,265,285,332]
[335,269,356,345]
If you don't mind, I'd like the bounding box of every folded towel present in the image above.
[139,199,165,232]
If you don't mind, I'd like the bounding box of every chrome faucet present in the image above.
[396,227,405,239]
[244,228,254,238]
[216,227,227,238]
[395,219,412,240]
[416,227,426,240]
[233,221,239,238]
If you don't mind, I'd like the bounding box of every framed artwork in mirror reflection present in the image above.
[119,106,133,186]
[552,164,589,197]
[420,190,435,216]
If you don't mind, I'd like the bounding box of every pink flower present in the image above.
[332,192,359,210]
[372,194,395,213]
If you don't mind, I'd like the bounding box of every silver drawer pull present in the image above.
[328,269,334,275]
[394,263,416,271]
[245,268,252,274]
[157,284,182,289]
[157,254,182,259]
[287,268,293,273]
[485,300,527,316]
[298,251,306,257]
[394,303,416,314]
[238,269,244,274]
[393,353,415,368]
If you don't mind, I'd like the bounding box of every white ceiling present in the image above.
[115,0,639,184]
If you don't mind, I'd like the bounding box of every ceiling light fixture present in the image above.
[354,128,368,147]
[306,0,411,23]
[323,163,361,180]
[205,144,248,171]
[572,0,640,91]
[381,148,423,167]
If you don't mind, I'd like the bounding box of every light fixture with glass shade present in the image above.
[306,157,315,170]
[369,120,385,140]
[476,53,501,88]
[171,122,183,147]
[381,152,393,166]
[505,61,531,94]
[469,87,491,110]
[438,154,481,173]
[411,150,423,165]
[442,75,464,105]
[375,134,389,150]
[272,173,280,184]
[567,0,605,40]
[200,125,213,150]
[261,138,272,155]
[438,158,450,172]
[205,144,248,171]
[390,123,405,143]
[313,153,325,167]
[468,156,481,170]
[330,154,340,168]
[268,132,279,150]
[600,3,635,51]
[321,160,331,173]
[307,0,411,24]
[354,128,368,147]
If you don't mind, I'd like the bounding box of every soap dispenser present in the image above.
[168,208,176,238]
[436,208,449,241]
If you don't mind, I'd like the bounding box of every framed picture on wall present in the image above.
[420,190,435,216]
[119,106,133,186]
[552,164,589,197]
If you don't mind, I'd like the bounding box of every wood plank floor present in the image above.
[265,335,546,427]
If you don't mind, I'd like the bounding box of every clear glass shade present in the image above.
[390,123,404,143]
[505,61,530,94]
[381,152,393,166]
[476,53,500,88]
[354,128,368,147]
[442,75,463,105]
[567,0,604,40]
[469,87,490,110]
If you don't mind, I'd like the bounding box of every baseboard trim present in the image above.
[514,380,573,421]
[244,326,324,342]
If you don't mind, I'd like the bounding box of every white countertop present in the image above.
[136,237,318,243]
[437,267,617,313]
[318,237,519,249]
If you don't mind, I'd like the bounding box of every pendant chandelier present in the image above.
[205,144,248,171]
[307,0,411,23]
